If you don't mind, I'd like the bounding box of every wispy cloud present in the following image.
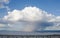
[0,0,9,3]
[0,0,10,11]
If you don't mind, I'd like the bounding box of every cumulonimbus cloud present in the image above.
[3,6,55,22]
[0,6,60,32]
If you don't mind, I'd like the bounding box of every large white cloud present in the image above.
[4,7,55,22]
[0,6,60,32]
[4,7,44,21]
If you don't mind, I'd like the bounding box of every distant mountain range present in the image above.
[0,30,60,35]
[0,30,60,33]
[36,30,60,33]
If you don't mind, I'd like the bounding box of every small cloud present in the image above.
[45,23,60,30]
[0,3,5,8]
[0,0,10,11]
[3,0,9,4]
[0,0,9,4]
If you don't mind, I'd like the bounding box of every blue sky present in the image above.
[0,0,60,32]
[8,0,60,15]
[0,0,60,17]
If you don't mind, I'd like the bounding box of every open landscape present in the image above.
[0,0,60,38]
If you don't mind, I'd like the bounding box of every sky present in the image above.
[0,0,60,17]
[0,0,60,32]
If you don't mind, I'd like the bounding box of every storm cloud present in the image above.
[0,6,60,32]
